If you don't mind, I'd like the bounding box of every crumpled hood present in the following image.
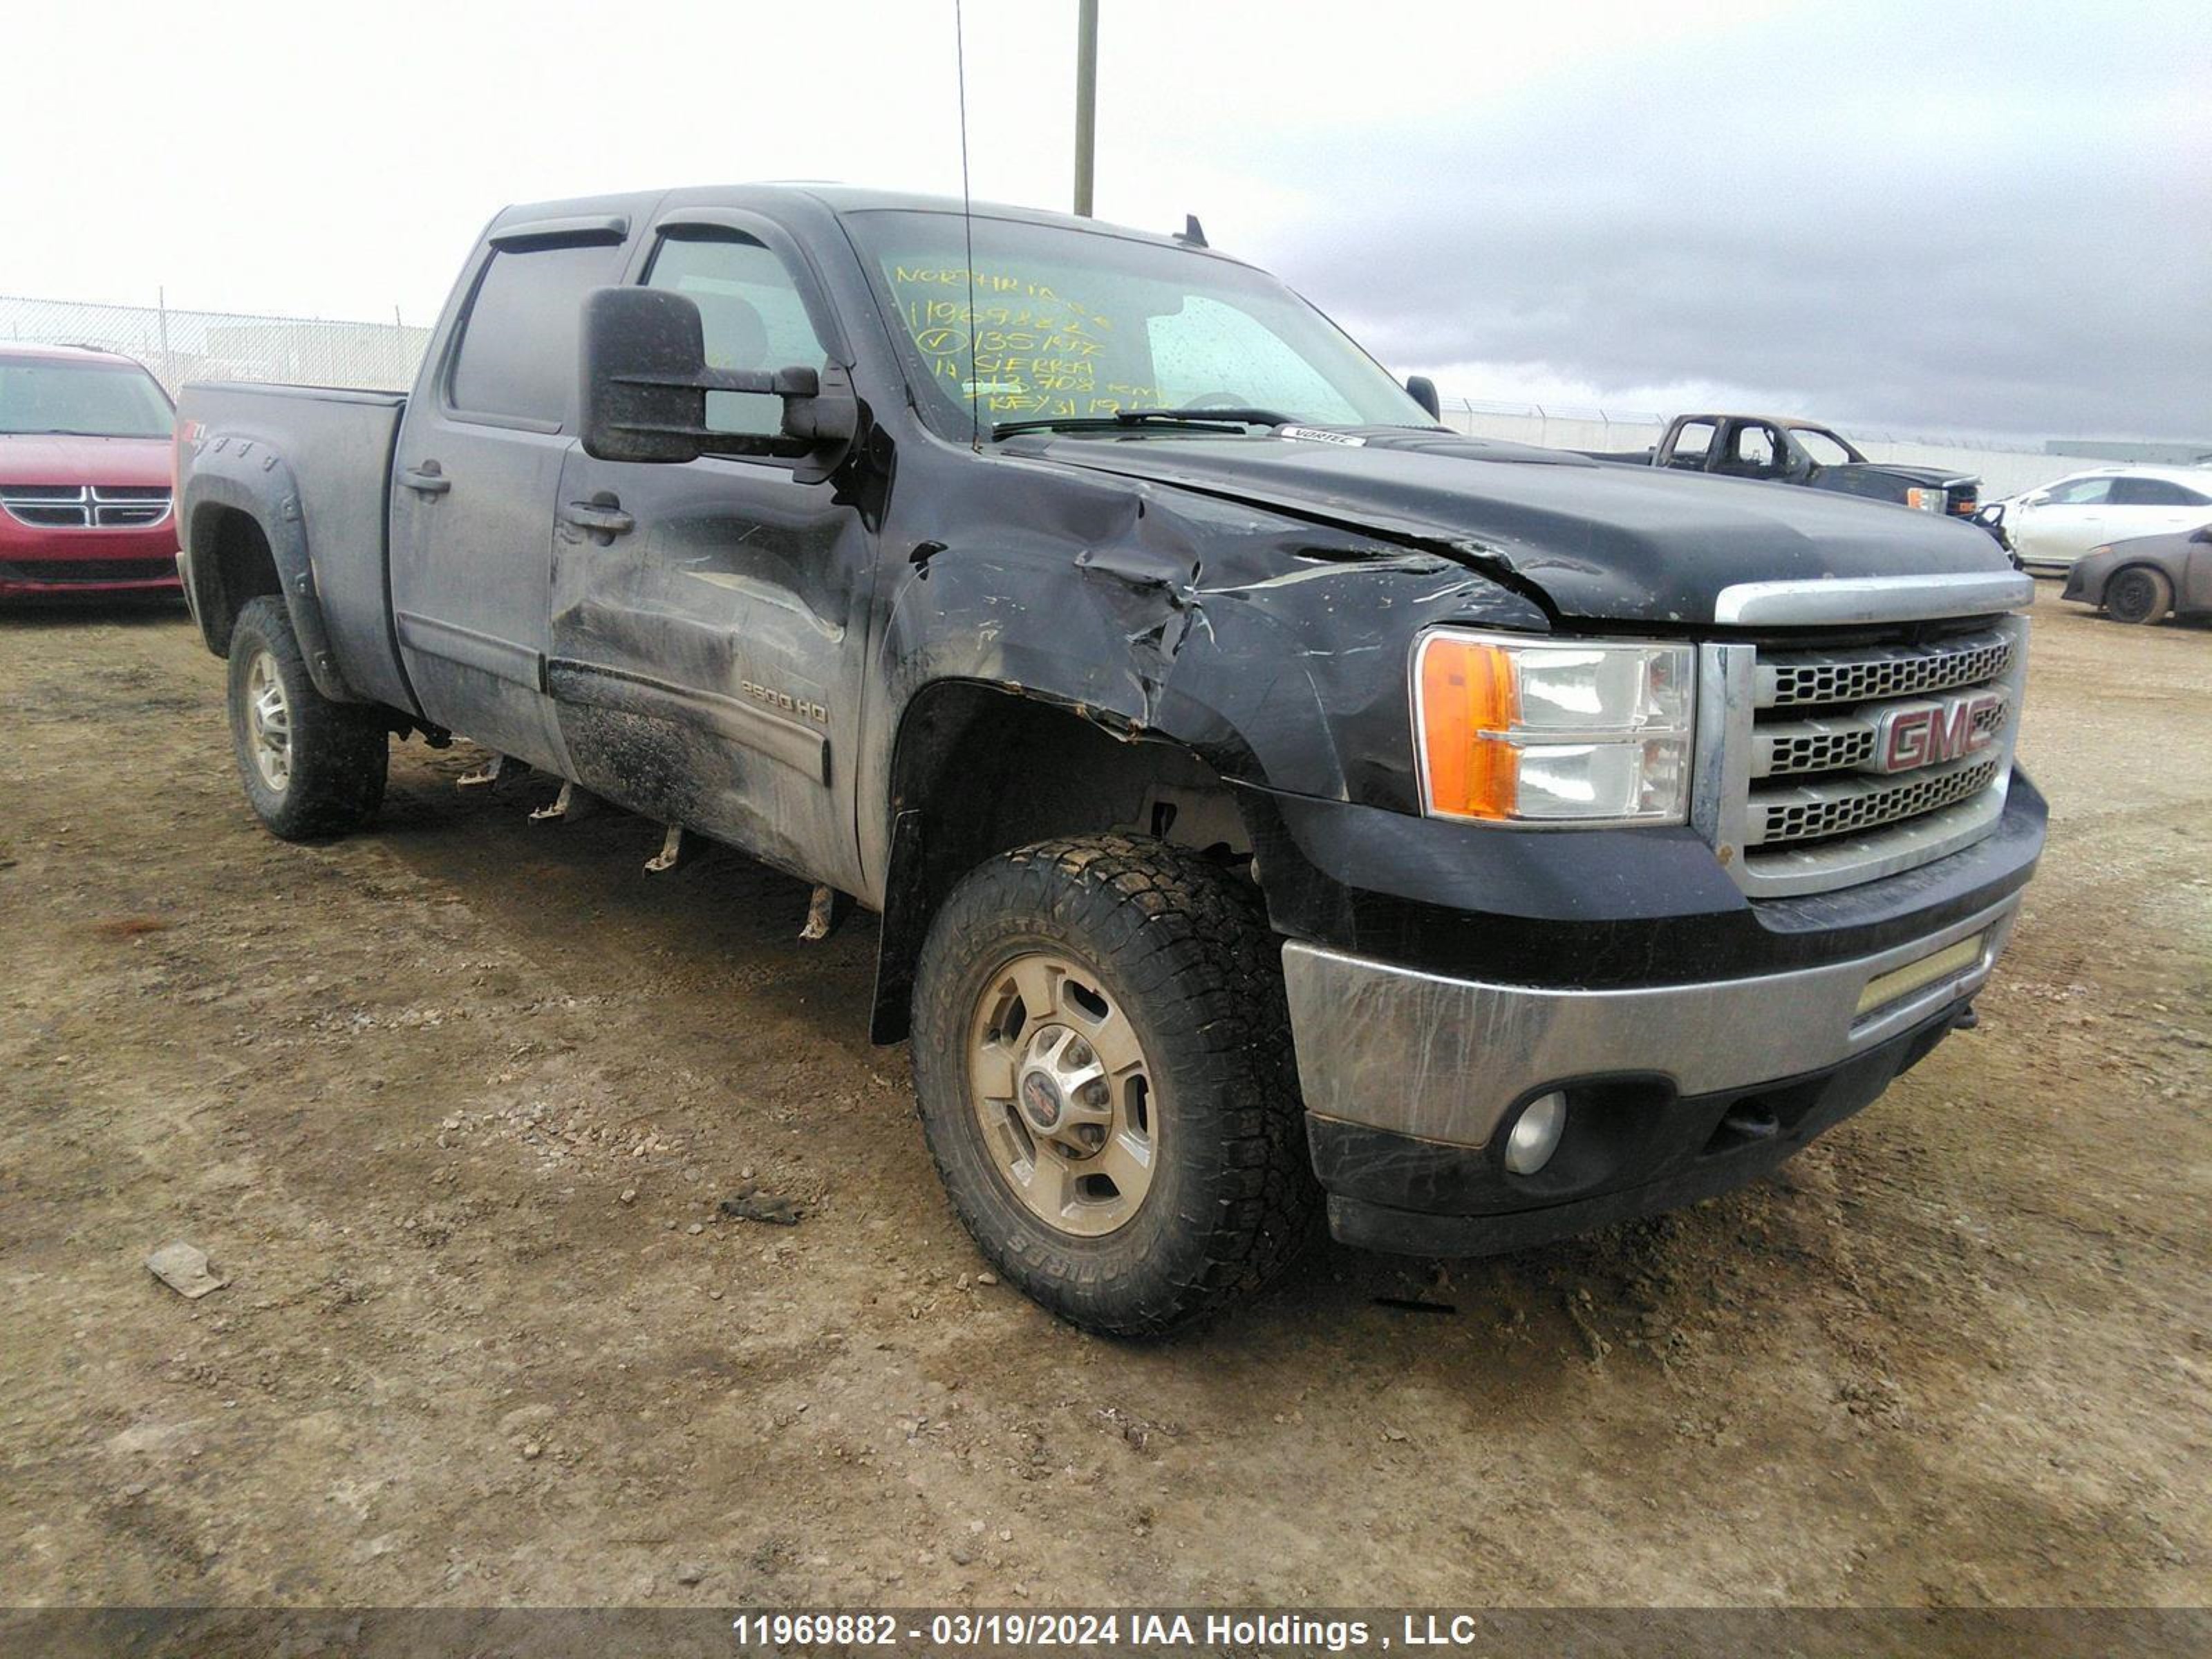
[0,433,174,489]
[1020,428,2011,626]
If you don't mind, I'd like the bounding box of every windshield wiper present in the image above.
[1116,406,1299,429]
[991,406,1300,440]
[8,428,142,438]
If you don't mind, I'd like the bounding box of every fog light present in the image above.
[1503,1091,1567,1175]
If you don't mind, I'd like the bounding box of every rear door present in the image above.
[545,209,877,894]
[389,216,637,773]
[2012,474,2115,568]
[2106,476,2212,539]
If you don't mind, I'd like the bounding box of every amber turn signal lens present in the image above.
[1418,637,1519,819]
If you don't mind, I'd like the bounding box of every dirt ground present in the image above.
[2,590,2206,1612]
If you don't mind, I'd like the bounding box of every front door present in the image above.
[1713,419,1786,480]
[391,226,634,773]
[2012,474,2115,568]
[546,216,877,894]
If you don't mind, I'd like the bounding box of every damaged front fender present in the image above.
[858,456,1552,894]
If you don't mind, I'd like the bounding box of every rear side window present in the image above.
[643,232,830,439]
[449,239,628,426]
[2110,477,2209,507]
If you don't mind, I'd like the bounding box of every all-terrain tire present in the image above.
[910,833,1320,1337]
[2104,565,2174,626]
[225,596,388,840]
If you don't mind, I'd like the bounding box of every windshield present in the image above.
[0,358,174,438]
[843,209,1434,438]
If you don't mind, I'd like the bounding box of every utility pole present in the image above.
[1073,0,1098,216]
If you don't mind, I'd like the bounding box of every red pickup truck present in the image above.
[0,342,181,600]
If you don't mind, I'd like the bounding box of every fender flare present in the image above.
[182,444,366,704]
[861,669,1285,1046]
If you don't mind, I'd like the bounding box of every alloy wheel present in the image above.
[245,649,293,792]
[966,950,1158,1237]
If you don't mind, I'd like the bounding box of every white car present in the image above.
[1990,465,2212,574]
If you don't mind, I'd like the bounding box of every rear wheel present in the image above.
[910,834,1318,1335]
[226,597,388,839]
[2105,566,2173,626]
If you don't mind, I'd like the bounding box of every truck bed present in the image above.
[178,382,415,714]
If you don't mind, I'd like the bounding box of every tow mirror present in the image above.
[579,285,858,471]
[1405,374,1442,422]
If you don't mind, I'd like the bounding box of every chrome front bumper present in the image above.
[1281,894,2021,1150]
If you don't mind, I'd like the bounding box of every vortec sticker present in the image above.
[1276,425,1366,447]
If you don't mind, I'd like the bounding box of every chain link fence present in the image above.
[0,294,430,397]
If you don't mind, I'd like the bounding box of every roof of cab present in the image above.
[794,184,1201,243]
[1676,412,1850,433]
[489,182,1246,264]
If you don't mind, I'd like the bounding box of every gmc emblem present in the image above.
[1868,693,2003,774]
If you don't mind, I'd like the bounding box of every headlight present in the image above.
[1414,631,1694,824]
[1904,487,1948,512]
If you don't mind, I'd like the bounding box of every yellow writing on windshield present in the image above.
[886,266,1154,418]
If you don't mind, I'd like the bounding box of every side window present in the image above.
[2110,478,2195,507]
[645,232,830,439]
[1668,420,1717,467]
[1732,424,1779,471]
[1794,428,1854,467]
[2044,476,2115,506]
[449,239,628,426]
[1145,297,1360,421]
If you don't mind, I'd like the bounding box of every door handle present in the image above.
[559,497,635,538]
[400,462,451,496]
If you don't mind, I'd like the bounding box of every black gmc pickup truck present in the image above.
[1588,411,1985,523]
[176,185,2044,1334]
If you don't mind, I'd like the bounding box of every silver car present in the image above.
[2059,525,2212,625]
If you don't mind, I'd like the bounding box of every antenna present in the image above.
[1074,0,1098,216]
[955,0,981,452]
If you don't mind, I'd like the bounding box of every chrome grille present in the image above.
[1753,694,2008,780]
[1695,610,2030,899]
[1,484,174,530]
[1756,630,2013,708]
[1747,755,2003,847]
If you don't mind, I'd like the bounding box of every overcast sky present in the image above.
[7,0,2206,441]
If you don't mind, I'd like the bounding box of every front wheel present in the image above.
[2104,565,2173,626]
[910,834,1319,1335]
[226,596,388,840]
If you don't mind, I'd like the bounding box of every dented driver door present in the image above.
[544,214,874,895]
